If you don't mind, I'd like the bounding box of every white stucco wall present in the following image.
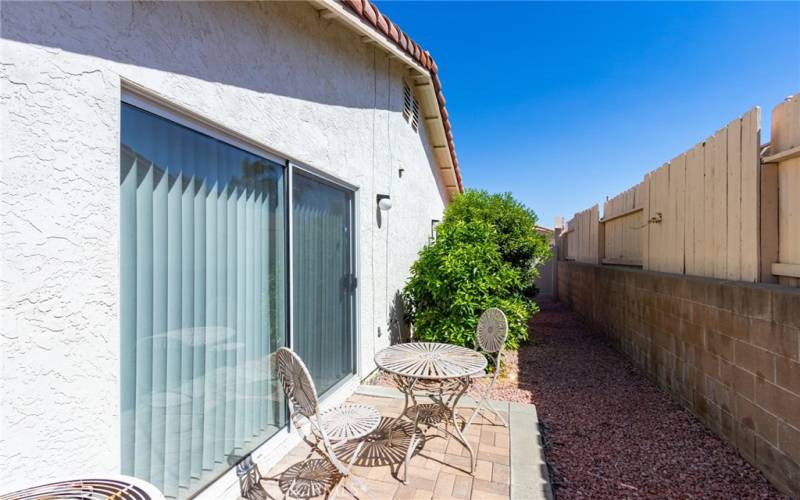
[0,1,447,494]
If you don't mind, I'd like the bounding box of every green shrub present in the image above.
[403,190,551,350]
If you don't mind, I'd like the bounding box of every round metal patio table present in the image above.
[374,342,487,482]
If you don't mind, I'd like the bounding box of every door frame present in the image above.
[119,85,363,499]
[287,161,361,400]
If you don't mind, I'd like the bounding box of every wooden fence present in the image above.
[564,205,599,264]
[559,94,800,286]
[644,108,760,280]
[602,183,644,266]
[764,94,800,286]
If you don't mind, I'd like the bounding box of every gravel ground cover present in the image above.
[368,300,785,498]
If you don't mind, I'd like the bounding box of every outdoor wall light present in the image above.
[377,194,392,211]
[431,219,441,240]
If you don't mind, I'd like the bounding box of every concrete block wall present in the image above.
[557,261,800,496]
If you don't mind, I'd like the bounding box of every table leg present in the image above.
[402,402,422,483]
[387,375,417,446]
[381,373,477,480]
[446,377,475,473]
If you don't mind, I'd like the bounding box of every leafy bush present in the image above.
[403,190,551,349]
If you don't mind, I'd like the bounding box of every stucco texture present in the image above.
[0,1,447,492]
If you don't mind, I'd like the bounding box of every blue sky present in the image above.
[376,1,800,227]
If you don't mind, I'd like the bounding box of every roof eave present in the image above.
[309,0,465,200]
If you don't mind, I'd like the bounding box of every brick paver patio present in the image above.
[257,387,536,500]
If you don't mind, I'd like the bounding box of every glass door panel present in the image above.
[120,103,287,499]
[292,171,356,395]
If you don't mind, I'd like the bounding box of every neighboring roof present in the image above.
[338,0,464,194]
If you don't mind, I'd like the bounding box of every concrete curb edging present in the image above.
[355,384,554,499]
[510,401,554,500]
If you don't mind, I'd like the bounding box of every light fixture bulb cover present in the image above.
[377,194,392,211]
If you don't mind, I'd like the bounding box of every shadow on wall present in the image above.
[388,290,411,345]
[2,0,451,204]
[1,1,384,112]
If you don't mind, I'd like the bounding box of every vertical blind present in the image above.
[120,103,287,498]
[292,173,355,395]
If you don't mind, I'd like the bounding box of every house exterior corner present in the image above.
[0,1,455,497]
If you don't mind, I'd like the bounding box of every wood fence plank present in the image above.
[651,166,661,272]
[649,171,658,271]
[685,145,700,276]
[772,94,800,153]
[684,152,692,276]
[657,163,670,272]
[726,118,742,280]
[761,161,779,283]
[741,108,760,281]
[714,127,728,279]
[642,174,651,270]
[703,137,714,277]
[671,154,686,274]
[592,205,600,264]
[773,96,800,285]
[664,160,674,273]
[634,182,644,263]
[779,157,800,265]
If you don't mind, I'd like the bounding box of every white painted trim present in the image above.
[290,159,360,193]
[353,188,363,379]
[309,0,428,77]
[121,83,286,166]
[287,162,296,386]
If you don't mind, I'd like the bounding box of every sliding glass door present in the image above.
[120,103,287,498]
[292,170,356,395]
[120,102,359,499]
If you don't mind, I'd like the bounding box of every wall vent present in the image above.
[403,84,420,132]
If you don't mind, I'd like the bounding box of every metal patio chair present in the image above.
[0,476,165,500]
[463,308,509,433]
[275,347,380,499]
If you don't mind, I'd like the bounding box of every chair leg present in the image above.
[462,393,487,433]
[331,438,370,499]
[341,474,369,499]
[467,397,509,431]
[285,477,298,500]
[485,399,508,427]
[464,364,507,432]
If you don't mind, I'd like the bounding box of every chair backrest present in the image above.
[476,308,508,354]
[0,476,165,500]
[275,347,318,419]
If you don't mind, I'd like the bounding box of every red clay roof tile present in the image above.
[338,0,463,192]
[342,0,362,16]
[388,23,400,43]
[400,33,409,51]
[363,1,377,26]
[377,13,389,34]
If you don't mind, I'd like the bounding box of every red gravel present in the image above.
[518,300,785,499]
[369,300,786,498]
